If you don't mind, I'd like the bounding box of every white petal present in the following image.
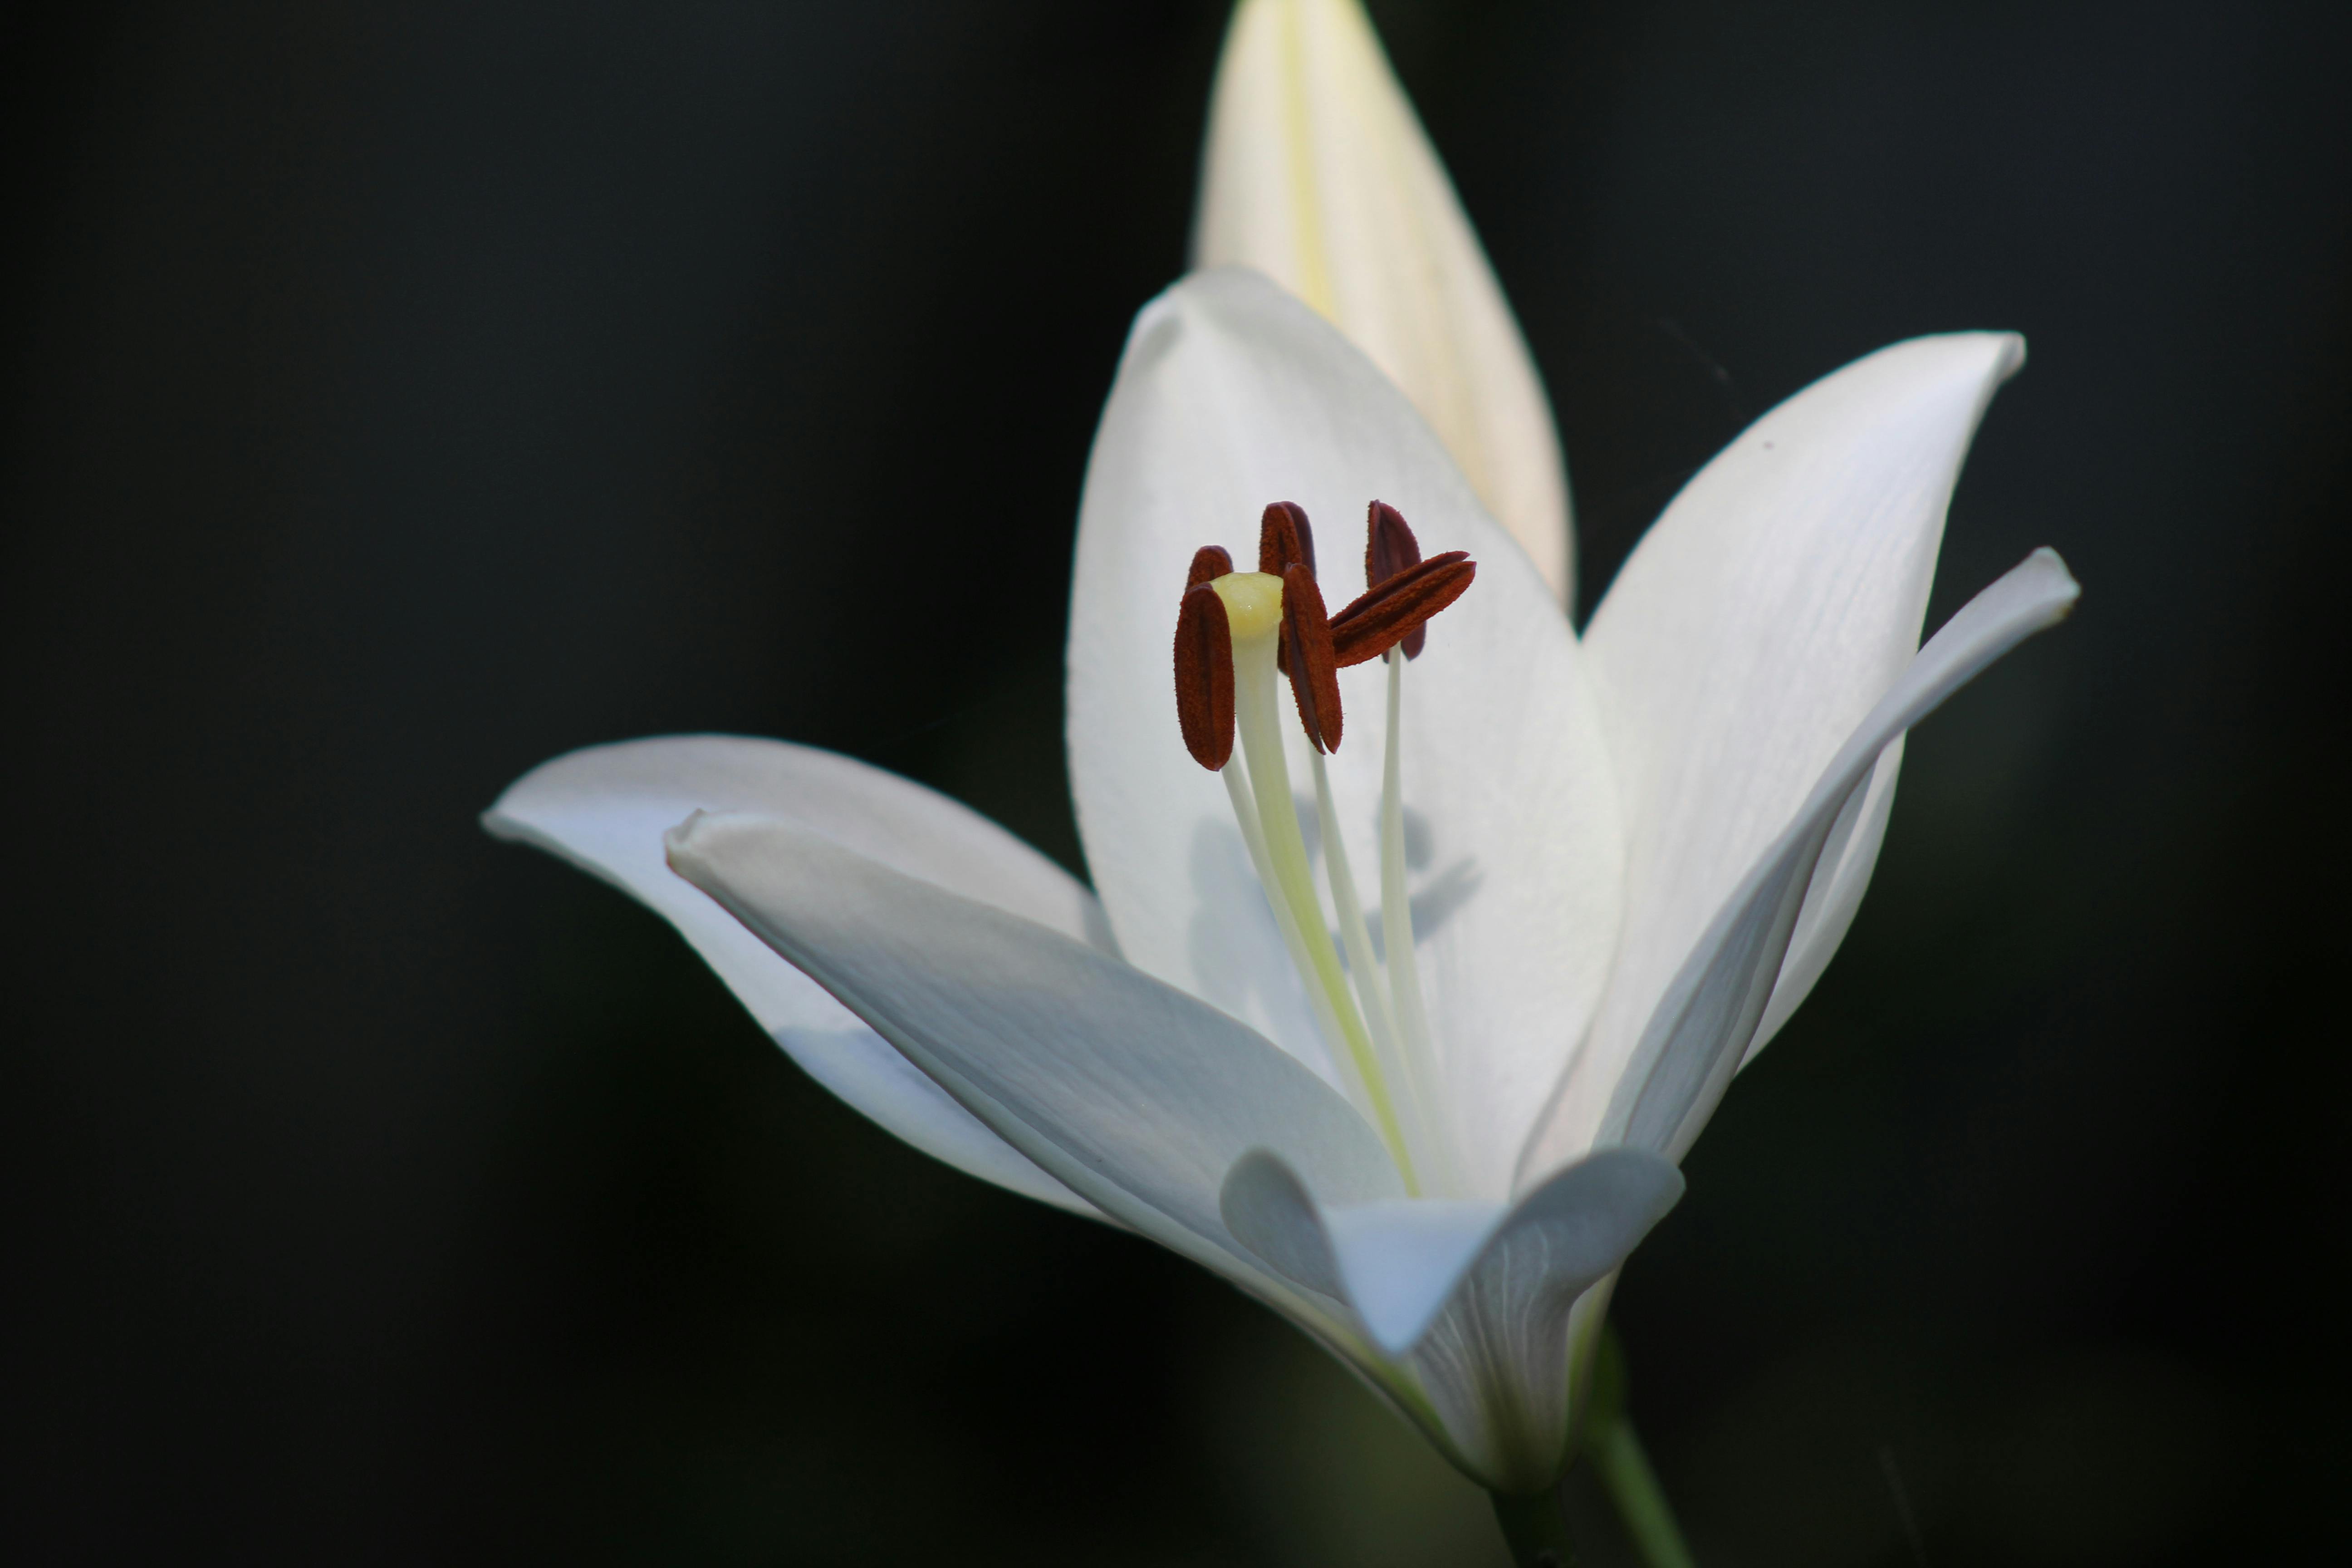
[1525,550,2079,1175]
[1222,1143,1680,1490]
[1194,0,1574,603]
[1567,333,2027,1148]
[1222,1146,1682,1357]
[663,810,1406,1295]
[1068,270,1623,1195]
[484,735,1108,1215]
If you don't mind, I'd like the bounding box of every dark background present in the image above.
[5,2,2345,1563]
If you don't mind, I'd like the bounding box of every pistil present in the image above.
[1362,500,1462,1193]
[1215,570,1415,1182]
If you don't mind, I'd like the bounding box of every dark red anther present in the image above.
[1281,562,1344,753]
[1259,501,1318,578]
[1366,500,1422,584]
[1174,583,1237,769]
[1187,544,1233,588]
[1262,504,1317,676]
[1329,551,1476,668]
[1364,500,1431,658]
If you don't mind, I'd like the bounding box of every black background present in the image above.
[5,2,2345,1563]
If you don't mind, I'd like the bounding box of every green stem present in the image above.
[1490,1485,1577,1568]
[1592,1418,1695,1568]
[1586,1327,1698,1568]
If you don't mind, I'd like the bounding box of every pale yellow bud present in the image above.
[1194,0,1575,607]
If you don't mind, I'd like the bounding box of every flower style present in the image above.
[484,267,2076,1494]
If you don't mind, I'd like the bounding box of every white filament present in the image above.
[1379,647,1460,1194]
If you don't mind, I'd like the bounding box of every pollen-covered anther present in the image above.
[1187,544,1233,588]
[1173,582,1236,770]
[1262,502,1317,676]
[1281,563,1344,753]
[1366,500,1419,583]
[1330,550,1475,667]
[1259,501,1317,578]
[1363,500,1429,659]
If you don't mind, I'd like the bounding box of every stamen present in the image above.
[1280,563,1344,752]
[1366,500,1421,585]
[1379,645,1458,1194]
[1173,583,1235,770]
[1187,544,1233,588]
[1329,552,1475,667]
[1359,507,1455,1185]
[1365,500,1427,658]
[1263,503,1316,677]
[1259,500,1317,578]
[1307,742,1430,1176]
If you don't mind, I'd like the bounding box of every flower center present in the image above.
[1171,501,1475,1196]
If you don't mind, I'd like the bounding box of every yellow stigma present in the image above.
[1210,571,1284,639]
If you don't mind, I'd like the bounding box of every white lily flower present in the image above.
[485,270,2074,1493]
[1194,0,1576,607]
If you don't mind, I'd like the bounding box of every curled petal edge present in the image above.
[1220,1144,1684,1357]
[1565,548,2081,1172]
